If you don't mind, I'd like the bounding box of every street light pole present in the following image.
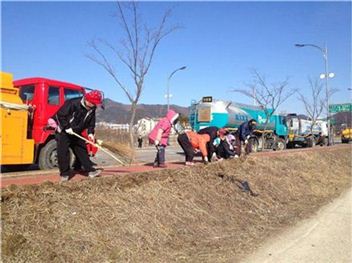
[167,66,187,111]
[323,44,331,145]
[295,43,332,145]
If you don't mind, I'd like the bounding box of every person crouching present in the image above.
[235,119,257,156]
[177,131,210,165]
[216,129,236,159]
[148,109,179,168]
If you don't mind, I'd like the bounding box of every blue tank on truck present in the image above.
[189,97,288,151]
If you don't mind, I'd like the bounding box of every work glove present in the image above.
[65,128,74,135]
[203,156,209,165]
[88,134,95,143]
[244,139,248,145]
[154,140,160,146]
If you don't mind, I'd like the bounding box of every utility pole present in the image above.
[295,43,333,145]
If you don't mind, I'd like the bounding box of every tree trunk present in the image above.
[310,124,315,147]
[129,101,137,148]
[262,120,269,150]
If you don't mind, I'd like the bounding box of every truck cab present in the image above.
[11,77,98,170]
[14,77,84,144]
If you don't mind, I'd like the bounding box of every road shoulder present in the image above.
[243,188,352,263]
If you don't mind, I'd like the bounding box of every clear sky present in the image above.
[2,1,351,115]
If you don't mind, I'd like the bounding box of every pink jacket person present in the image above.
[149,110,179,146]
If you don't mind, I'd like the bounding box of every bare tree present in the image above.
[87,1,178,147]
[297,78,325,134]
[231,69,296,149]
[233,70,296,127]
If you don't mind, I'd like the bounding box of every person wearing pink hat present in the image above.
[148,109,179,168]
[216,131,236,159]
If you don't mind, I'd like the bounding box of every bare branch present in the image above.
[231,70,295,129]
[99,39,140,78]
[297,77,325,130]
[143,9,178,75]
[86,40,133,102]
[87,1,178,146]
[116,1,136,57]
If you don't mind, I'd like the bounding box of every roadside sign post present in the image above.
[329,103,352,144]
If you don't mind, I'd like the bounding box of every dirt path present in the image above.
[243,188,352,263]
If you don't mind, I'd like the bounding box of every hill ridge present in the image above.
[96,98,189,124]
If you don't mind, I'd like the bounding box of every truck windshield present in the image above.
[19,85,35,103]
[281,116,287,126]
[64,88,83,101]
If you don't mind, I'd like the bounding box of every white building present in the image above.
[98,117,182,136]
[97,122,129,132]
[133,118,159,137]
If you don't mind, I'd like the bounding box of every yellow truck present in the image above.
[0,72,34,166]
[341,124,352,143]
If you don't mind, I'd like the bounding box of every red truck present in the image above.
[12,77,99,170]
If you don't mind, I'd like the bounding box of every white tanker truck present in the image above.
[286,114,328,148]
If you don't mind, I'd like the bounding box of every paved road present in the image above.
[93,144,186,166]
[93,138,346,167]
[243,188,352,263]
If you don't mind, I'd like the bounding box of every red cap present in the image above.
[85,90,103,105]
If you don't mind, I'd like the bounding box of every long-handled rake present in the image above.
[71,131,124,165]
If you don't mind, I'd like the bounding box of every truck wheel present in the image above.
[286,142,294,149]
[307,137,314,148]
[38,140,75,170]
[274,138,286,151]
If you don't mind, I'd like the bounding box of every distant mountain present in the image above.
[96,98,189,124]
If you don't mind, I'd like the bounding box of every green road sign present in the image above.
[329,103,352,113]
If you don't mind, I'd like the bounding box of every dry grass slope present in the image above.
[1,147,351,262]
[95,128,134,164]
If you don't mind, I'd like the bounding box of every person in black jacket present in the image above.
[235,119,257,156]
[216,131,236,159]
[52,90,103,182]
